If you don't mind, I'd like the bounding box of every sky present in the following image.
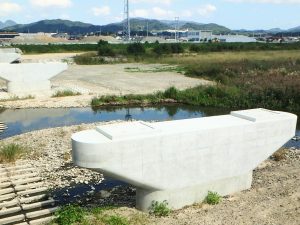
[0,0,299,30]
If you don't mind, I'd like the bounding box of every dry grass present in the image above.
[0,143,26,163]
[272,148,289,161]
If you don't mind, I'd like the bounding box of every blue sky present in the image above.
[0,0,299,30]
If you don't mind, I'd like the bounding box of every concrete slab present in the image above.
[0,63,67,96]
[72,108,297,211]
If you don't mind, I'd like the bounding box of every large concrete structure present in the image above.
[0,48,21,63]
[72,108,297,211]
[0,63,67,95]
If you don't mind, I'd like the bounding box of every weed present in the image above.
[149,200,171,217]
[0,95,34,102]
[63,152,71,162]
[103,215,130,225]
[205,191,221,205]
[272,148,288,161]
[129,213,149,225]
[52,90,81,98]
[0,143,25,163]
[55,205,86,225]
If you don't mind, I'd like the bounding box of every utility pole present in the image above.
[175,17,179,42]
[147,21,149,38]
[123,0,130,41]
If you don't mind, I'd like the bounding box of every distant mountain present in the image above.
[181,23,231,34]
[267,28,284,33]
[160,20,204,28]
[4,18,298,35]
[3,19,102,34]
[117,18,170,31]
[288,26,300,32]
[0,20,17,29]
[2,18,232,34]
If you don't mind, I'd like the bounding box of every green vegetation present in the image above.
[102,215,130,225]
[0,143,26,163]
[205,191,222,205]
[52,90,81,98]
[55,205,85,225]
[124,65,184,73]
[14,42,300,55]
[98,40,115,57]
[53,205,148,225]
[91,49,300,112]
[149,201,171,217]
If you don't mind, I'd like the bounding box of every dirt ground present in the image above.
[0,54,212,108]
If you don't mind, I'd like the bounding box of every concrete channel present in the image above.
[0,162,57,225]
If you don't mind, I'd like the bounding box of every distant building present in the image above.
[185,30,213,42]
[0,32,19,41]
[157,30,213,42]
[214,35,257,43]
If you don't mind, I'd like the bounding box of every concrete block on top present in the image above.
[0,63,67,95]
[0,48,21,63]
[72,108,297,211]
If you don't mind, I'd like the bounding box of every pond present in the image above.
[0,105,299,148]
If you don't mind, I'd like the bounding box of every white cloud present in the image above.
[92,6,111,16]
[30,0,72,8]
[132,9,149,17]
[197,4,217,17]
[0,2,22,16]
[152,7,174,18]
[225,0,300,3]
[130,0,173,5]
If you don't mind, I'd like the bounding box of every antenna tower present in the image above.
[123,0,131,41]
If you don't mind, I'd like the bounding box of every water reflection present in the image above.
[0,105,230,139]
[0,105,298,148]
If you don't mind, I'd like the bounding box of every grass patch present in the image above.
[54,205,86,225]
[52,90,81,98]
[205,191,222,205]
[0,143,26,163]
[102,215,130,225]
[124,65,184,73]
[0,95,34,102]
[149,200,171,217]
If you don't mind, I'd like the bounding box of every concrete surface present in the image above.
[72,108,297,211]
[0,48,21,63]
[0,63,67,96]
[52,64,212,95]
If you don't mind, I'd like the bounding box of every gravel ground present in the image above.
[1,123,299,225]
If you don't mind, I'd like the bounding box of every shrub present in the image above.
[52,90,81,98]
[205,191,221,205]
[127,43,146,56]
[98,40,115,56]
[55,205,85,225]
[163,86,179,99]
[149,200,171,217]
[0,144,25,163]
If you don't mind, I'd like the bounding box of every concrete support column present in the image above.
[7,80,52,96]
[136,172,253,212]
